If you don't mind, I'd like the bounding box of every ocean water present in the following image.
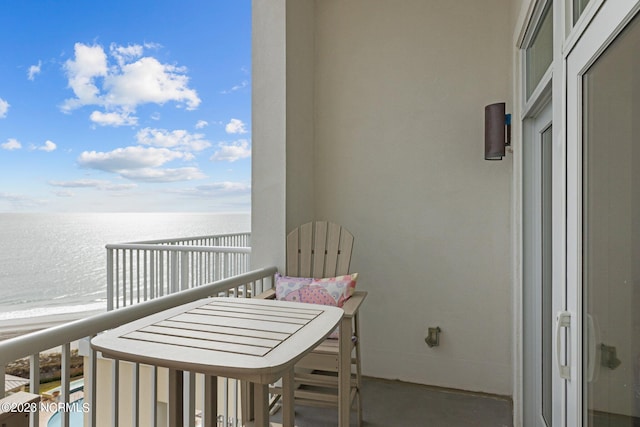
[0,212,250,321]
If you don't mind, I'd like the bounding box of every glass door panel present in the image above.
[582,12,640,427]
[523,102,554,427]
[526,2,553,99]
[573,0,591,24]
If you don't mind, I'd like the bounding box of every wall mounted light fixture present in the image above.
[484,102,511,160]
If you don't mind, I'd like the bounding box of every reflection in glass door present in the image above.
[582,12,640,427]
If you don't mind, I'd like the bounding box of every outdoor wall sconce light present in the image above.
[484,102,511,160]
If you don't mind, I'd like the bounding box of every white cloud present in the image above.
[195,120,208,129]
[210,139,251,162]
[167,181,251,197]
[103,183,138,191]
[49,179,137,191]
[27,61,42,80]
[53,190,74,197]
[61,42,201,127]
[61,43,108,111]
[77,146,204,183]
[0,192,46,208]
[0,98,9,118]
[109,43,143,66]
[49,179,108,188]
[221,80,248,94]
[78,146,190,171]
[105,57,200,109]
[225,118,247,134]
[136,128,211,151]
[196,182,250,194]
[37,140,57,152]
[90,110,138,127]
[2,138,21,150]
[120,167,205,183]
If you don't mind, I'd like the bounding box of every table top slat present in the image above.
[188,307,311,325]
[207,299,323,316]
[194,304,318,321]
[168,312,303,334]
[156,319,290,341]
[123,331,272,356]
[140,324,282,348]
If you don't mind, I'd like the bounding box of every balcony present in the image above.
[1,233,511,426]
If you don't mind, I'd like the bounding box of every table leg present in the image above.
[253,383,269,427]
[168,369,184,427]
[281,369,295,427]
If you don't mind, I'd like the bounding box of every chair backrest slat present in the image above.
[298,222,314,277]
[336,229,354,276]
[286,221,354,278]
[286,227,300,277]
[311,221,328,277]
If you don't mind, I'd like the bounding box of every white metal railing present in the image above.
[106,233,251,311]
[0,267,277,427]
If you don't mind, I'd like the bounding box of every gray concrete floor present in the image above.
[272,377,513,427]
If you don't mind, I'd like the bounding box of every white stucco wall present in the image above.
[251,0,288,271]
[252,0,317,270]
[253,0,514,396]
[312,0,513,395]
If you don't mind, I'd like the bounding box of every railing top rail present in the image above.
[104,243,251,253]
[0,267,276,365]
[124,231,251,245]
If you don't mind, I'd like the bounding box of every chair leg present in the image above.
[354,314,363,427]
[339,317,352,427]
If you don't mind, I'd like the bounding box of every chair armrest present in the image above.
[342,291,367,318]
[254,288,276,300]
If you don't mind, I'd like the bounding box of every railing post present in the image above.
[0,365,4,399]
[171,251,179,294]
[61,343,71,427]
[86,339,97,427]
[107,248,114,311]
[29,353,40,427]
[181,252,190,291]
[150,251,155,300]
[122,249,127,307]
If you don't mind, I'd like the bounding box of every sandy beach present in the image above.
[0,310,106,342]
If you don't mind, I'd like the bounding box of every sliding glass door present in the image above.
[566,2,640,425]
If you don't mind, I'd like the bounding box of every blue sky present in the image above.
[0,1,251,212]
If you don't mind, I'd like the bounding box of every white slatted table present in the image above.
[91,297,343,427]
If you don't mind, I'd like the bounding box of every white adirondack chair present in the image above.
[258,221,367,426]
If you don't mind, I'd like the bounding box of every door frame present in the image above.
[565,1,640,425]
[523,99,553,427]
[517,1,566,425]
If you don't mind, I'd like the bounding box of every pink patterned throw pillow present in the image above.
[275,272,359,338]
